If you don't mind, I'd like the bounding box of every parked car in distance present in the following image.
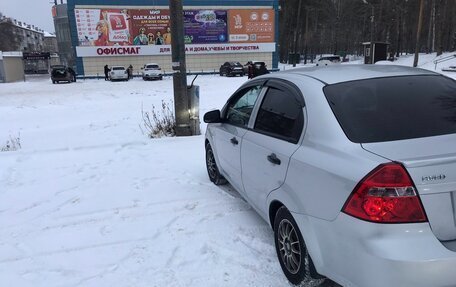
[110,66,129,81]
[203,65,456,287]
[51,65,76,84]
[244,61,270,78]
[316,55,341,66]
[142,63,163,80]
[219,61,244,77]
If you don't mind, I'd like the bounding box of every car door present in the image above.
[240,80,305,217]
[212,82,265,193]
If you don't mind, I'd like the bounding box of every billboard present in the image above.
[75,7,275,51]
[75,8,132,46]
[228,9,274,43]
[183,10,228,44]
[130,9,171,45]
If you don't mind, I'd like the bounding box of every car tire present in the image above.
[160,76,163,80]
[274,206,326,287]
[205,143,227,185]
[52,80,55,84]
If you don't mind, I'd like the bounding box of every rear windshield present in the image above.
[320,56,340,61]
[146,65,159,69]
[112,67,124,71]
[324,75,456,143]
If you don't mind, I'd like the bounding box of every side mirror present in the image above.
[204,110,222,123]
[141,67,144,70]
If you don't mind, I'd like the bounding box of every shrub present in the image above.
[141,100,176,138]
[1,134,21,152]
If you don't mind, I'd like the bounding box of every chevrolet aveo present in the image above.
[203,65,456,287]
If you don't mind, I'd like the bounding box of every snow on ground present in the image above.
[279,52,456,80]
[0,75,291,287]
[1,53,455,287]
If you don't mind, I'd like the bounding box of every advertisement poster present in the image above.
[130,9,171,45]
[183,10,228,44]
[228,9,274,43]
[75,8,132,46]
[75,8,275,47]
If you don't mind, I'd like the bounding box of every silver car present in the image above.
[204,65,456,287]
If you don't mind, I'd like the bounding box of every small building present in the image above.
[0,51,25,83]
[362,42,389,64]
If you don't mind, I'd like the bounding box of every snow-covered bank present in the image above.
[0,76,291,287]
[279,52,456,80]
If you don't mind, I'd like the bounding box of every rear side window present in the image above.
[146,65,159,69]
[254,87,304,143]
[324,75,456,143]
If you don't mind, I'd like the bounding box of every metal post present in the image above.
[169,0,191,136]
[370,5,374,64]
[413,0,425,67]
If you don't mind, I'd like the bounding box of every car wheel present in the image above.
[160,76,163,80]
[52,80,55,84]
[205,143,227,185]
[274,206,326,287]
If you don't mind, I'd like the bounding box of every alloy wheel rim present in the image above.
[206,149,217,179]
[278,219,301,274]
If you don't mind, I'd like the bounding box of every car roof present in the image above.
[282,65,438,85]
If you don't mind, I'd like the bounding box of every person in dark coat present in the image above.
[104,64,110,81]
[68,67,76,82]
[128,64,133,79]
[247,63,254,79]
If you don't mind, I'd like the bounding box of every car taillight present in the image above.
[342,163,427,223]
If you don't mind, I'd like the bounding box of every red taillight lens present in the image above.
[343,163,427,223]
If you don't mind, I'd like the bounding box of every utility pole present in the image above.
[413,0,425,67]
[169,0,191,136]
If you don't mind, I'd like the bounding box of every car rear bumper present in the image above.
[110,75,128,80]
[142,74,162,79]
[292,212,456,287]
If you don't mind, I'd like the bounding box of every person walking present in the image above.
[104,64,110,81]
[247,63,254,79]
[128,64,133,79]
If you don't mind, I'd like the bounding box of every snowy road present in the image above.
[0,76,291,287]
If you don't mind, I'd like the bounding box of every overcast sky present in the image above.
[0,0,56,33]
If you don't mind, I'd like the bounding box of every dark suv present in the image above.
[244,61,270,78]
[219,62,244,77]
[51,66,76,84]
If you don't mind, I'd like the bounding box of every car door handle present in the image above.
[267,153,281,165]
[230,137,239,145]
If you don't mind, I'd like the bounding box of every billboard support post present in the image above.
[169,0,193,136]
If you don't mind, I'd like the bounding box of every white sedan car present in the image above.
[142,63,163,80]
[204,65,456,287]
[109,66,129,81]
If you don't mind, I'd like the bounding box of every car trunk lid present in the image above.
[362,134,456,241]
